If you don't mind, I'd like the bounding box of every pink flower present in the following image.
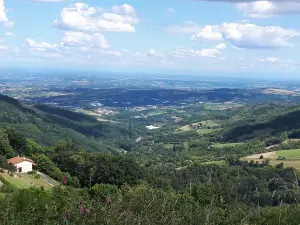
[79,205,84,215]
[63,176,67,185]
[66,211,70,219]
[85,208,89,215]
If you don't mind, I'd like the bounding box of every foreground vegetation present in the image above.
[2,184,300,225]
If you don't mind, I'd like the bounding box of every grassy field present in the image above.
[213,142,245,148]
[179,120,220,132]
[205,103,243,110]
[0,173,55,189]
[202,160,226,166]
[243,149,300,170]
[164,144,174,149]
[197,128,222,134]
[201,120,220,127]
[277,149,300,158]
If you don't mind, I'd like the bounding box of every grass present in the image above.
[243,149,300,170]
[201,120,220,127]
[179,120,220,132]
[213,142,245,148]
[202,160,226,166]
[0,173,54,189]
[204,103,243,110]
[164,144,174,149]
[276,149,300,158]
[197,128,221,134]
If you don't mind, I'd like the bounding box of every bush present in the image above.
[34,174,41,179]
[91,184,121,202]
[28,170,37,175]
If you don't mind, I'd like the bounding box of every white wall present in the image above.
[14,161,33,173]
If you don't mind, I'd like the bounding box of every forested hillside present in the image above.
[0,94,140,153]
[224,107,300,142]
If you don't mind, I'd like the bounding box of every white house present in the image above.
[8,156,37,173]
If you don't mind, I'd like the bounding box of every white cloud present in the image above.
[148,49,156,56]
[185,22,300,48]
[167,7,174,13]
[254,57,298,69]
[221,23,299,48]
[259,57,279,63]
[169,46,220,58]
[99,50,122,56]
[236,1,300,18]
[54,3,139,33]
[198,48,220,57]
[167,21,201,34]
[0,0,8,22]
[147,49,164,58]
[191,25,223,41]
[4,31,12,36]
[215,43,227,50]
[61,31,109,48]
[0,0,13,27]
[112,4,136,15]
[25,38,58,52]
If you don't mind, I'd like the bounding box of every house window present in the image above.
[18,167,22,173]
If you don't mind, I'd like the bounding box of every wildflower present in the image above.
[66,211,71,220]
[79,205,84,215]
[85,208,89,215]
[63,176,67,185]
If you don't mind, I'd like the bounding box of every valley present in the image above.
[2,74,300,224]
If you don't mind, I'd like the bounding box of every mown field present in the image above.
[0,173,56,189]
[212,142,246,148]
[243,149,300,169]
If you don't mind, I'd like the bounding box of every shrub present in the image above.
[91,184,121,202]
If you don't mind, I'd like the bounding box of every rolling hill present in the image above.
[224,108,300,142]
[0,94,137,152]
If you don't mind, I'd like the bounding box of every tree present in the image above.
[6,128,28,155]
[276,162,284,169]
[0,132,14,157]
[0,155,9,170]
[91,184,121,202]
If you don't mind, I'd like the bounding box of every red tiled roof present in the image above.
[8,157,37,166]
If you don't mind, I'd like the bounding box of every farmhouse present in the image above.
[8,156,37,173]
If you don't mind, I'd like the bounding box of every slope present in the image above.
[0,94,136,152]
[224,108,300,142]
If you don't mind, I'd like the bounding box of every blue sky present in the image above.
[1,0,300,76]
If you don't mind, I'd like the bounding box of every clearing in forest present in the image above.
[243,149,300,170]
[178,120,220,132]
[212,142,245,148]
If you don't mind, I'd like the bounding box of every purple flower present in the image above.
[85,208,89,215]
[63,176,67,185]
[79,205,84,215]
